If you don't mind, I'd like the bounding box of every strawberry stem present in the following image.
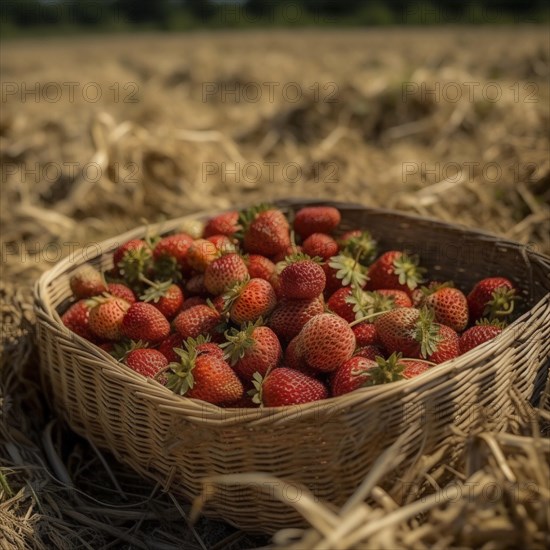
[348,311,387,327]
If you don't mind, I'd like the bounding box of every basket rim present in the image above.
[34,199,550,424]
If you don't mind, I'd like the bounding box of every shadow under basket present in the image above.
[34,200,550,533]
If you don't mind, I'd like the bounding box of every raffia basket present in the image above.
[34,199,550,533]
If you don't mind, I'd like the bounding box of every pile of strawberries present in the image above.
[61,204,518,407]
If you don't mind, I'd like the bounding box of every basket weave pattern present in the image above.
[34,200,550,532]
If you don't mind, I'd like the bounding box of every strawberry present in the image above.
[419,285,468,332]
[375,289,412,308]
[125,349,168,378]
[294,206,341,239]
[61,300,96,341]
[203,211,239,238]
[88,296,130,341]
[327,287,356,322]
[245,254,276,281]
[107,283,136,304]
[207,234,236,254]
[121,302,170,343]
[279,256,326,300]
[367,353,431,385]
[166,341,243,405]
[299,313,356,372]
[158,333,184,363]
[222,323,282,379]
[114,239,152,285]
[204,253,248,295]
[140,278,184,320]
[185,273,207,296]
[172,304,221,340]
[428,324,459,364]
[459,320,504,355]
[223,278,277,324]
[251,368,328,407]
[331,356,377,397]
[352,322,380,347]
[367,251,425,296]
[338,230,377,265]
[240,205,291,257]
[268,296,324,341]
[153,233,194,279]
[302,233,339,261]
[69,265,107,299]
[186,239,219,272]
[354,345,384,361]
[272,244,303,264]
[467,277,517,322]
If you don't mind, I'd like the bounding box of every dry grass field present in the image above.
[1,28,549,548]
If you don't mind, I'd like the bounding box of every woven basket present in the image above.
[34,199,550,533]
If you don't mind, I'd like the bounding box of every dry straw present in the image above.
[34,200,550,533]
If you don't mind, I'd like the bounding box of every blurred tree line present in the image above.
[1,0,548,35]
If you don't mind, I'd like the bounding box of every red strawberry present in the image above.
[253,368,328,407]
[279,257,326,300]
[354,345,383,361]
[338,230,377,264]
[420,285,468,332]
[204,253,249,295]
[121,302,170,343]
[272,244,303,264]
[376,289,412,308]
[299,313,356,372]
[327,287,356,322]
[367,251,425,296]
[427,324,459,364]
[166,341,243,405]
[224,278,277,324]
[125,349,168,378]
[140,278,184,320]
[172,304,221,340]
[294,206,341,239]
[246,254,276,281]
[186,239,219,272]
[88,296,130,341]
[467,277,517,322]
[61,300,96,341]
[241,206,291,257]
[367,353,431,385]
[158,333,183,363]
[153,233,194,272]
[69,265,107,299]
[302,233,339,261]
[222,323,282,379]
[331,356,376,396]
[185,273,207,296]
[107,283,136,304]
[207,234,236,254]
[203,211,239,238]
[459,321,504,355]
[268,296,324,341]
[352,322,380,347]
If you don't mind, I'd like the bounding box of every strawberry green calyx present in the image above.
[282,251,322,267]
[367,353,406,385]
[393,253,426,290]
[153,254,182,283]
[118,246,153,286]
[248,371,264,406]
[329,254,368,288]
[165,345,198,396]
[475,318,508,329]
[341,231,378,265]
[484,288,517,320]
[220,320,262,365]
[420,281,454,296]
[415,307,441,358]
[346,288,395,321]
[139,276,175,303]
[236,203,274,240]
[110,339,148,361]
